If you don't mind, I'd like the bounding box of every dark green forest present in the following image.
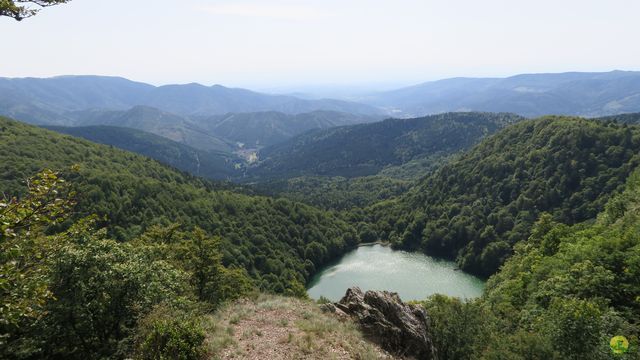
[253,175,412,210]
[3,113,640,359]
[45,125,242,179]
[367,116,640,276]
[0,117,358,295]
[421,167,640,359]
[249,112,522,179]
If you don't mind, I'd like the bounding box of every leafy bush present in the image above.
[135,305,206,360]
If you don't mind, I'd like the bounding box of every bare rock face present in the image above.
[321,287,438,359]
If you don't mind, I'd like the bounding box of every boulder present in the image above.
[321,287,438,359]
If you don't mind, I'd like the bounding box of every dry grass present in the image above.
[202,294,398,360]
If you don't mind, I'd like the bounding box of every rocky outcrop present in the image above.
[321,287,438,359]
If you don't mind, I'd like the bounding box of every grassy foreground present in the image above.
[202,295,396,360]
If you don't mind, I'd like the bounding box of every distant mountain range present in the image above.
[363,70,640,118]
[0,75,383,125]
[0,75,384,152]
[4,71,640,161]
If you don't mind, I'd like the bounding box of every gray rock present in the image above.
[324,287,438,359]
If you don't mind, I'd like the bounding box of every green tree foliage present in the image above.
[134,305,206,360]
[0,169,73,333]
[134,225,256,307]
[254,175,412,211]
[422,168,640,359]
[372,117,640,276]
[0,116,357,293]
[1,171,252,359]
[250,112,522,179]
[0,0,70,20]
[47,125,243,180]
[40,220,192,358]
[418,294,490,360]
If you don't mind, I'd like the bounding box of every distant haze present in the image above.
[1,0,639,89]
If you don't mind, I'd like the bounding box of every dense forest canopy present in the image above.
[0,116,359,295]
[3,0,639,357]
[45,125,242,179]
[368,116,640,276]
[421,167,640,359]
[250,112,522,179]
[3,112,640,358]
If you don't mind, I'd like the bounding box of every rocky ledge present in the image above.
[320,287,438,360]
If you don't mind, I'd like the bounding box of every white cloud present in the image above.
[199,2,333,21]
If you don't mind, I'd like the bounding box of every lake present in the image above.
[307,244,485,302]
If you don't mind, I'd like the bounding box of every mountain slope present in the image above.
[249,112,523,179]
[0,116,358,293]
[0,76,383,125]
[419,167,640,359]
[44,125,242,180]
[371,116,640,276]
[64,106,380,152]
[366,71,640,118]
[66,105,234,152]
[198,110,381,148]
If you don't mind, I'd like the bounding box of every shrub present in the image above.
[135,305,206,360]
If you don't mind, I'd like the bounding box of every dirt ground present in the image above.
[204,295,399,360]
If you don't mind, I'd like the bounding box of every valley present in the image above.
[3,1,640,358]
[3,106,640,358]
[3,75,640,360]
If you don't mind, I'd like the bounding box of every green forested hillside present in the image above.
[254,175,412,210]
[67,105,235,152]
[598,112,640,124]
[370,116,640,276]
[197,110,379,148]
[65,107,378,152]
[0,116,357,293]
[45,125,242,180]
[249,112,522,179]
[422,167,640,359]
[4,113,640,359]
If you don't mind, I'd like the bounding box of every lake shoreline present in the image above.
[307,243,486,302]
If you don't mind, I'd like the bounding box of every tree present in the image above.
[0,0,70,21]
[0,169,73,330]
[42,220,192,358]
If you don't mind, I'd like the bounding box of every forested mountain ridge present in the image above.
[66,105,235,152]
[421,167,640,359]
[249,112,523,179]
[4,113,640,359]
[0,75,383,124]
[365,70,640,118]
[369,116,640,276]
[196,110,380,148]
[30,103,380,153]
[0,116,358,294]
[44,125,243,180]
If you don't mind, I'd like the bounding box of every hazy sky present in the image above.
[2,0,639,89]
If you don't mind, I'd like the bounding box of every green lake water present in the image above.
[307,244,485,302]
